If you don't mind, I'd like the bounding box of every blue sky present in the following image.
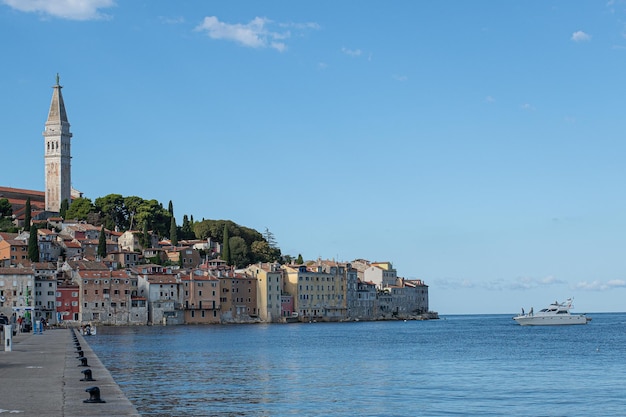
[2,0,626,314]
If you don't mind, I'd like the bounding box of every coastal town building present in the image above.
[0,238,28,265]
[1,77,435,327]
[244,263,282,322]
[37,228,61,262]
[56,281,80,322]
[33,262,58,323]
[216,270,258,322]
[166,246,202,268]
[282,261,348,322]
[134,265,184,325]
[0,267,35,321]
[180,269,220,324]
[78,269,144,325]
[351,280,378,319]
[105,250,140,268]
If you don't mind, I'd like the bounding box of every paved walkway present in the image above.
[0,327,140,417]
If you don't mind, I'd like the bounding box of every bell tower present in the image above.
[43,74,72,213]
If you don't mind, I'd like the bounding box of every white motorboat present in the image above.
[513,298,591,326]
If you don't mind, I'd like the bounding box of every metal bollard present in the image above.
[83,386,106,403]
[76,350,84,358]
[3,324,12,352]
[80,369,96,381]
[78,357,89,367]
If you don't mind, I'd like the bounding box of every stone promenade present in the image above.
[0,327,140,417]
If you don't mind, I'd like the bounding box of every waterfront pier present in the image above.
[0,327,139,416]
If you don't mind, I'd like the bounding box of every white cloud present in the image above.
[485,95,496,103]
[1,0,115,20]
[341,47,362,57]
[571,30,591,42]
[318,62,328,70]
[195,16,317,52]
[574,279,626,291]
[521,103,535,111]
[393,74,408,82]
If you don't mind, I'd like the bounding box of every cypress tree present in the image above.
[168,200,174,216]
[182,215,192,239]
[24,197,32,228]
[170,216,178,246]
[222,224,231,265]
[97,225,107,259]
[28,225,39,262]
[60,199,69,219]
[296,254,304,264]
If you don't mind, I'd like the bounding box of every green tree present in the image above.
[229,236,248,268]
[170,216,178,246]
[135,199,170,238]
[168,200,174,216]
[0,198,13,217]
[65,197,94,220]
[97,225,107,259]
[123,196,145,229]
[222,224,231,265]
[296,254,304,264]
[28,225,39,262]
[95,194,127,231]
[251,240,280,263]
[24,197,31,228]
[59,199,69,219]
[181,215,193,239]
[0,217,17,233]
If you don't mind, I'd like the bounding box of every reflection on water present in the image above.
[89,314,626,416]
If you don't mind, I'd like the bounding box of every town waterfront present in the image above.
[88,313,626,416]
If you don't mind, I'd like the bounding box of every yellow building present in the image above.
[282,260,348,322]
[244,263,282,323]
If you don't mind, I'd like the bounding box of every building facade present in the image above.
[244,263,282,322]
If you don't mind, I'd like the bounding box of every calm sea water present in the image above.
[88,313,626,417]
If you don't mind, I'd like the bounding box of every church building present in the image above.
[43,74,73,213]
[0,75,79,226]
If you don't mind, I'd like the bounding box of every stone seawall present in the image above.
[0,327,140,416]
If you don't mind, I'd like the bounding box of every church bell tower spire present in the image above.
[43,73,73,213]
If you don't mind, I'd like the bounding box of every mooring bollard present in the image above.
[76,350,84,358]
[83,386,106,403]
[3,324,12,352]
[80,369,95,381]
[78,357,89,367]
